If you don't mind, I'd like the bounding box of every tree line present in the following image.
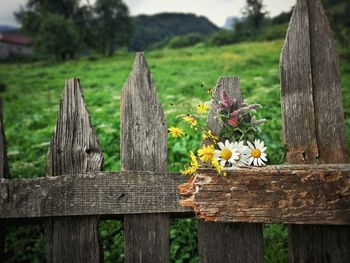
[16,0,350,60]
[215,0,349,54]
[16,0,133,59]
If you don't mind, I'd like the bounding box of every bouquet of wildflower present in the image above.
[168,87,267,176]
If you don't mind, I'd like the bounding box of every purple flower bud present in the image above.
[221,90,233,109]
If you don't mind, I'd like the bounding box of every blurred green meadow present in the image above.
[0,40,349,262]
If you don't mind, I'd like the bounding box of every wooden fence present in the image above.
[0,0,349,262]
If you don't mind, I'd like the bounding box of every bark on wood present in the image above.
[179,165,350,225]
[0,98,9,263]
[121,53,169,263]
[0,171,191,219]
[281,0,350,261]
[198,77,263,263]
[45,79,103,263]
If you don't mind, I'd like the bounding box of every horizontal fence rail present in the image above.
[0,171,190,219]
[180,164,350,225]
[2,165,349,222]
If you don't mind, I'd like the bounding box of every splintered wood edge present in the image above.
[46,78,103,177]
[179,165,350,225]
[45,78,104,263]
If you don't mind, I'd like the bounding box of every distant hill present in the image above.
[0,25,19,33]
[130,13,219,51]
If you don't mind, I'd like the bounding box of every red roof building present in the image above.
[0,33,33,59]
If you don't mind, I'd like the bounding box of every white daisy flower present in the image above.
[214,140,240,167]
[247,139,267,166]
[232,141,250,166]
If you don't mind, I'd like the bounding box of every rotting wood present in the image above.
[0,98,9,263]
[197,77,264,263]
[179,165,350,225]
[45,78,103,263]
[285,0,350,262]
[121,52,169,263]
[0,171,191,219]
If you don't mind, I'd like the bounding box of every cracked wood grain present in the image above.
[198,77,263,263]
[179,165,350,224]
[280,0,318,164]
[281,0,350,262]
[0,171,190,219]
[45,78,103,263]
[121,53,169,263]
[308,0,348,164]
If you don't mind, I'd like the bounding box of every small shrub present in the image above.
[210,30,238,46]
[167,34,204,49]
[255,23,289,41]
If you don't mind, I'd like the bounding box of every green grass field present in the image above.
[0,40,349,262]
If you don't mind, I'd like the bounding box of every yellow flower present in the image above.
[202,130,219,142]
[211,158,223,173]
[181,115,197,127]
[189,151,199,168]
[181,151,199,176]
[180,166,197,176]
[168,127,185,138]
[196,103,209,113]
[198,145,214,163]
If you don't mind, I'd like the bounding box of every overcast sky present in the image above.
[0,0,295,27]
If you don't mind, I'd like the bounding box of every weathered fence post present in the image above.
[121,53,169,262]
[198,77,264,263]
[0,98,9,263]
[45,79,104,263]
[281,0,350,261]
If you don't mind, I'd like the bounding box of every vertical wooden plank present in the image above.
[280,0,318,164]
[288,225,350,263]
[0,99,9,181]
[280,3,319,260]
[308,0,348,163]
[281,0,350,262]
[121,53,169,263]
[45,79,103,263]
[198,77,264,263]
[0,98,9,263]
